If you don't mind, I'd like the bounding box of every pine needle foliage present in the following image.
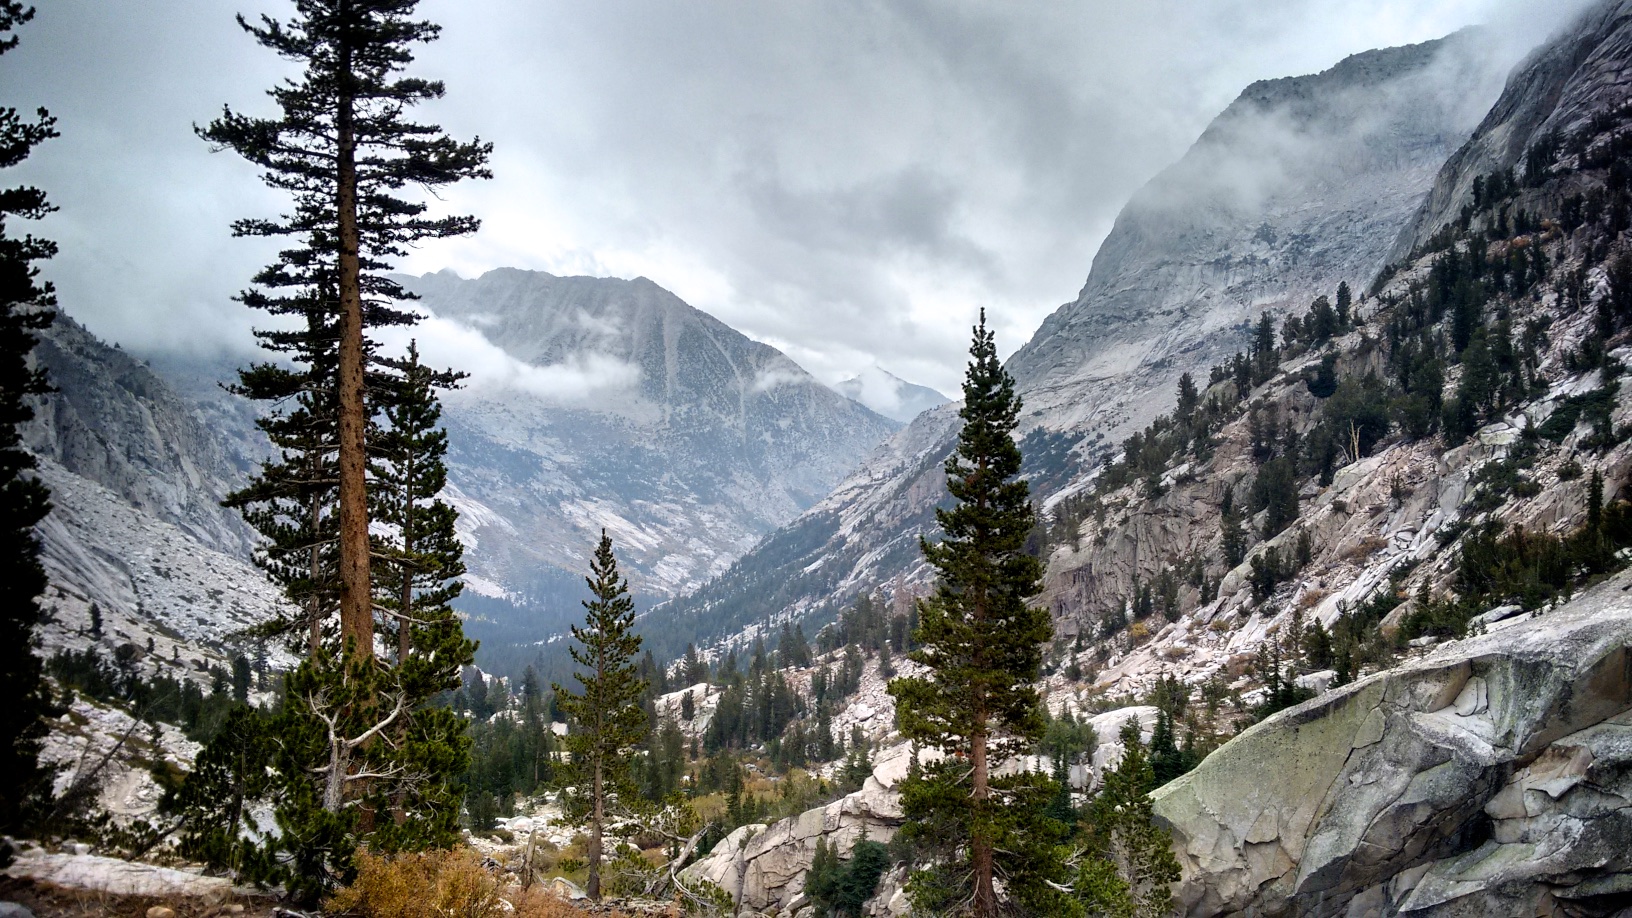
[0,1,60,856]
[554,531,649,900]
[373,341,472,695]
[1079,721,1180,917]
[888,311,1068,917]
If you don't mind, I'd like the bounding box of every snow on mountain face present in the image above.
[834,367,949,423]
[664,32,1514,647]
[398,268,901,597]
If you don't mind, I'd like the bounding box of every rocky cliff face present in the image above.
[1396,0,1632,257]
[664,31,1512,649]
[1153,570,1632,917]
[1008,30,1504,439]
[24,313,255,556]
[398,268,900,598]
[21,314,284,679]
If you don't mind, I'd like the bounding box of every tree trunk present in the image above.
[392,445,415,826]
[588,756,604,900]
[971,723,996,918]
[398,443,415,664]
[334,17,372,660]
[308,483,322,659]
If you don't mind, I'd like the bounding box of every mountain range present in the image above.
[23,2,1632,913]
[658,27,1521,650]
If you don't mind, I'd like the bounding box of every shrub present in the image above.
[326,848,504,918]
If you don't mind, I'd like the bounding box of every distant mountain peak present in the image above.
[391,268,900,597]
[834,367,949,423]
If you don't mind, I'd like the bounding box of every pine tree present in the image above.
[1174,372,1200,422]
[365,341,475,848]
[554,531,648,900]
[1080,720,1180,917]
[0,1,60,857]
[1251,312,1278,384]
[201,0,491,655]
[184,2,488,896]
[373,341,469,675]
[888,311,1068,917]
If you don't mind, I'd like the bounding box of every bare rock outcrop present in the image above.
[1396,0,1632,257]
[1153,570,1632,917]
[682,744,911,915]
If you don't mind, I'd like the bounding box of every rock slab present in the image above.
[1153,571,1632,916]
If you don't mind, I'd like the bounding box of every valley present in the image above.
[6,2,1632,917]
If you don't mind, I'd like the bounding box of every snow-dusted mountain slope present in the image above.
[1396,0,1632,256]
[1005,29,1508,439]
[834,367,949,424]
[398,268,901,597]
[20,315,290,675]
[663,30,1516,647]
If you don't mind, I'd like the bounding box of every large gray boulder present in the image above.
[1153,571,1632,916]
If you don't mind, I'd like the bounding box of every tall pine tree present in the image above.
[0,1,59,857]
[201,0,491,655]
[888,311,1068,917]
[368,340,474,849]
[554,531,649,900]
[1080,720,1180,917]
[177,1,488,898]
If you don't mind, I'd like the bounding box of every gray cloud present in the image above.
[0,0,1599,395]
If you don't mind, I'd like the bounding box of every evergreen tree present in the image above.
[888,311,1068,917]
[0,1,60,857]
[1080,720,1180,917]
[231,655,253,703]
[553,531,648,900]
[1251,312,1278,384]
[374,342,467,669]
[181,3,489,896]
[201,0,491,653]
[368,341,474,846]
[1220,486,1247,567]
[682,643,707,685]
[808,833,891,918]
[1174,372,1200,422]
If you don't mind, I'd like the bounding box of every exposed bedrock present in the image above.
[1153,572,1632,917]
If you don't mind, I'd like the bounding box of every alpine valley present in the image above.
[14,2,1632,917]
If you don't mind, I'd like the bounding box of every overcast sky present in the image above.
[0,0,1595,395]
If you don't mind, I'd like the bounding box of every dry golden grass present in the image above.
[1344,535,1389,563]
[326,848,504,918]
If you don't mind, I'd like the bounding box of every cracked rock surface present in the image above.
[1153,570,1632,917]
